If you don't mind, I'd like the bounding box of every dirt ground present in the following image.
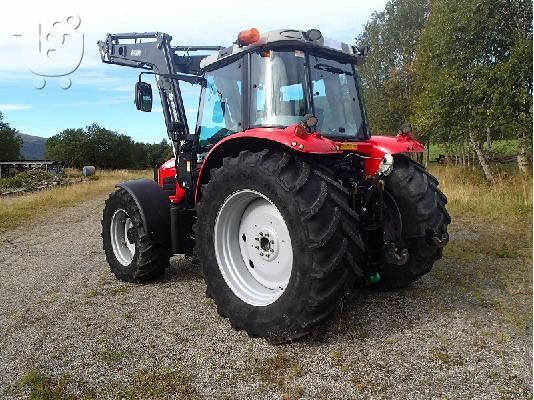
[0,194,531,399]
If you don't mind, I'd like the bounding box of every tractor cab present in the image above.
[196,28,369,155]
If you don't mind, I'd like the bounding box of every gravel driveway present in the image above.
[0,194,531,399]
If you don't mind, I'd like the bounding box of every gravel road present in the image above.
[0,194,531,399]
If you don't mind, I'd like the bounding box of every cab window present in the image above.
[250,51,308,127]
[198,61,242,149]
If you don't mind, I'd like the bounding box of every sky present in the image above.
[0,0,387,144]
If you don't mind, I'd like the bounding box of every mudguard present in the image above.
[115,179,171,244]
[350,134,425,176]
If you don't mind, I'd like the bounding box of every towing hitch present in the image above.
[383,241,409,266]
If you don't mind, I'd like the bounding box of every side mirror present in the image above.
[135,82,152,112]
[212,101,225,124]
[399,123,412,135]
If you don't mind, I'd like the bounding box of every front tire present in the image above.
[102,189,169,283]
[370,155,451,291]
[195,150,364,343]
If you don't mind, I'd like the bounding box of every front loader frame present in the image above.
[98,32,223,189]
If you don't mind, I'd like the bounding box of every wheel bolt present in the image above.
[270,249,274,252]
[259,232,264,236]
[255,237,259,241]
[260,252,264,256]
[265,233,270,237]
[270,240,274,244]
[266,254,270,258]
[255,246,259,250]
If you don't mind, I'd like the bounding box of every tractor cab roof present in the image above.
[199,28,366,71]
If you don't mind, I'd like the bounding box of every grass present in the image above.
[15,370,97,399]
[99,348,132,364]
[428,164,532,218]
[15,370,72,400]
[419,163,533,336]
[0,169,149,232]
[119,368,199,400]
[430,164,532,332]
[253,349,304,397]
[432,349,464,366]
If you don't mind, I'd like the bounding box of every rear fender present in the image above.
[116,179,170,244]
[347,134,424,176]
[194,126,341,203]
[194,129,425,201]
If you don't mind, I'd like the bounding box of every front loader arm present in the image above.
[97,32,222,190]
[97,32,194,137]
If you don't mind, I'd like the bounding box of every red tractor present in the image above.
[98,28,450,343]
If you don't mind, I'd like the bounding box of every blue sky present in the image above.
[0,0,387,144]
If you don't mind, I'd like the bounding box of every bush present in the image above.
[0,170,58,189]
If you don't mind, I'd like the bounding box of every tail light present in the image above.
[237,28,260,46]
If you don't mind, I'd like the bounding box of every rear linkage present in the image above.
[331,152,448,287]
[332,153,408,270]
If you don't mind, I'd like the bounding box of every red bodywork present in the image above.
[157,124,424,204]
[158,158,187,203]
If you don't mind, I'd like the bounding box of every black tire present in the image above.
[371,155,451,291]
[102,189,169,283]
[195,150,364,343]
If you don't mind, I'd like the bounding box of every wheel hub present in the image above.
[253,229,279,261]
[110,209,136,266]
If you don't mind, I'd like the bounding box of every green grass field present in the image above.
[426,139,518,162]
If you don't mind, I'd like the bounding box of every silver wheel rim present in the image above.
[110,209,135,266]
[214,190,293,306]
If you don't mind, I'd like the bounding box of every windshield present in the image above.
[249,50,367,139]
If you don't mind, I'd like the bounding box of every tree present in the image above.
[45,123,172,169]
[413,0,532,179]
[86,123,135,169]
[357,0,430,134]
[46,128,89,168]
[144,139,173,168]
[487,0,533,173]
[0,112,23,161]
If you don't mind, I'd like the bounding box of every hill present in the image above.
[18,133,46,160]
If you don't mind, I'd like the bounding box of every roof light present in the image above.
[237,28,260,46]
[305,29,322,41]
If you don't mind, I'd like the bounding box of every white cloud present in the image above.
[106,85,134,92]
[48,96,132,107]
[0,0,387,75]
[0,104,33,111]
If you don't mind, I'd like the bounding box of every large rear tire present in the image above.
[195,150,364,343]
[370,155,450,291]
[102,189,169,283]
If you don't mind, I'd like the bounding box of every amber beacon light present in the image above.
[237,28,260,46]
